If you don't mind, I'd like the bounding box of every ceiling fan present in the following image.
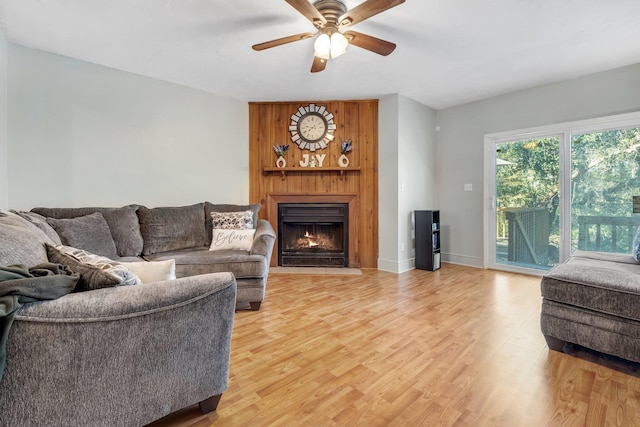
[252,0,405,72]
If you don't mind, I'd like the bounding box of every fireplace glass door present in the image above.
[278,203,348,267]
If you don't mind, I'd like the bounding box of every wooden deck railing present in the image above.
[577,215,640,252]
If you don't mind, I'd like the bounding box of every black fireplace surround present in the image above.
[278,203,349,267]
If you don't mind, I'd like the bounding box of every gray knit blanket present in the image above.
[0,263,78,382]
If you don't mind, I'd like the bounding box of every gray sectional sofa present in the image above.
[0,210,237,426]
[541,250,640,363]
[31,202,276,310]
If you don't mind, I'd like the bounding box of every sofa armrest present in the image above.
[2,273,236,426]
[16,272,235,319]
[251,219,276,264]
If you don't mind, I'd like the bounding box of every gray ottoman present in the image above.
[541,250,640,363]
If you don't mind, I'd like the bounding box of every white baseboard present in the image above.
[377,258,415,274]
[441,252,483,268]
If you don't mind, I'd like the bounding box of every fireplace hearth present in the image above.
[278,203,349,267]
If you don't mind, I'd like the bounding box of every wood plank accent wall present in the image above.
[249,100,379,268]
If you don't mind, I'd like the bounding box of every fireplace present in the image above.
[278,203,349,267]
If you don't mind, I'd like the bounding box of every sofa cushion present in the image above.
[45,244,140,291]
[0,211,53,267]
[120,259,176,283]
[10,211,62,245]
[137,203,207,256]
[205,203,260,245]
[31,206,144,257]
[47,213,119,260]
[145,247,267,279]
[541,254,640,322]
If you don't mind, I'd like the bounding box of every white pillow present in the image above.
[120,259,176,284]
[209,229,256,251]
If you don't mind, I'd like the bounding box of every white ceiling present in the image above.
[1,0,640,109]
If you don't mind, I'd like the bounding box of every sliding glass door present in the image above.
[485,112,640,275]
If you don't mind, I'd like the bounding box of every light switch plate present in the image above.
[464,184,473,192]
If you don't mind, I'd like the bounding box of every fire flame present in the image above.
[304,231,319,247]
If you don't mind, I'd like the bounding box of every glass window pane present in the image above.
[570,127,640,254]
[495,137,560,270]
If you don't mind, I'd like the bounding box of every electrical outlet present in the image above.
[464,184,473,192]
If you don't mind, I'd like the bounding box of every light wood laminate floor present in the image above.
[149,264,640,426]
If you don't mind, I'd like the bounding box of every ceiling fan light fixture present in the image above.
[314,28,348,60]
[330,31,348,58]
[314,32,331,60]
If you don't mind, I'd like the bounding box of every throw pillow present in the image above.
[45,244,140,291]
[120,259,176,284]
[32,206,144,257]
[0,211,54,267]
[210,210,254,230]
[10,210,62,245]
[209,229,256,251]
[47,213,119,259]
[633,226,640,262]
[204,203,260,245]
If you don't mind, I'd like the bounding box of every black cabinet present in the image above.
[415,210,441,271]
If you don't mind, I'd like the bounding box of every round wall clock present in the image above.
[289,103,336,151]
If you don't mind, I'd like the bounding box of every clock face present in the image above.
[298,114,327,142]
[289,104,336,151]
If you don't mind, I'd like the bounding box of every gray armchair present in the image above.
[0,272,236,426]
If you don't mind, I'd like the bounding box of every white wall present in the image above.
[378,95,400,271]
[7,44,248,210]
[398,96,437,271]
[436,62,640,268]
[0,31,7,210]
[379,94,437,272]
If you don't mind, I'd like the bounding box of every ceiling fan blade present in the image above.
[311,56,327,73]
[252,32,315,51]
[285,0,327,28]
[338,0,405,27]
[344,31,396,56]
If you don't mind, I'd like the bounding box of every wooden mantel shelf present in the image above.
[263,166,361,180]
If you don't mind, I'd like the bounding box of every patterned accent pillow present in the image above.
[210,211,254,230]
[633,226,640,262]
[209,229,256,251]
[50,244,141,288]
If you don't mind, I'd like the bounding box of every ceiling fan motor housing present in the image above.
[313,0,347,26]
